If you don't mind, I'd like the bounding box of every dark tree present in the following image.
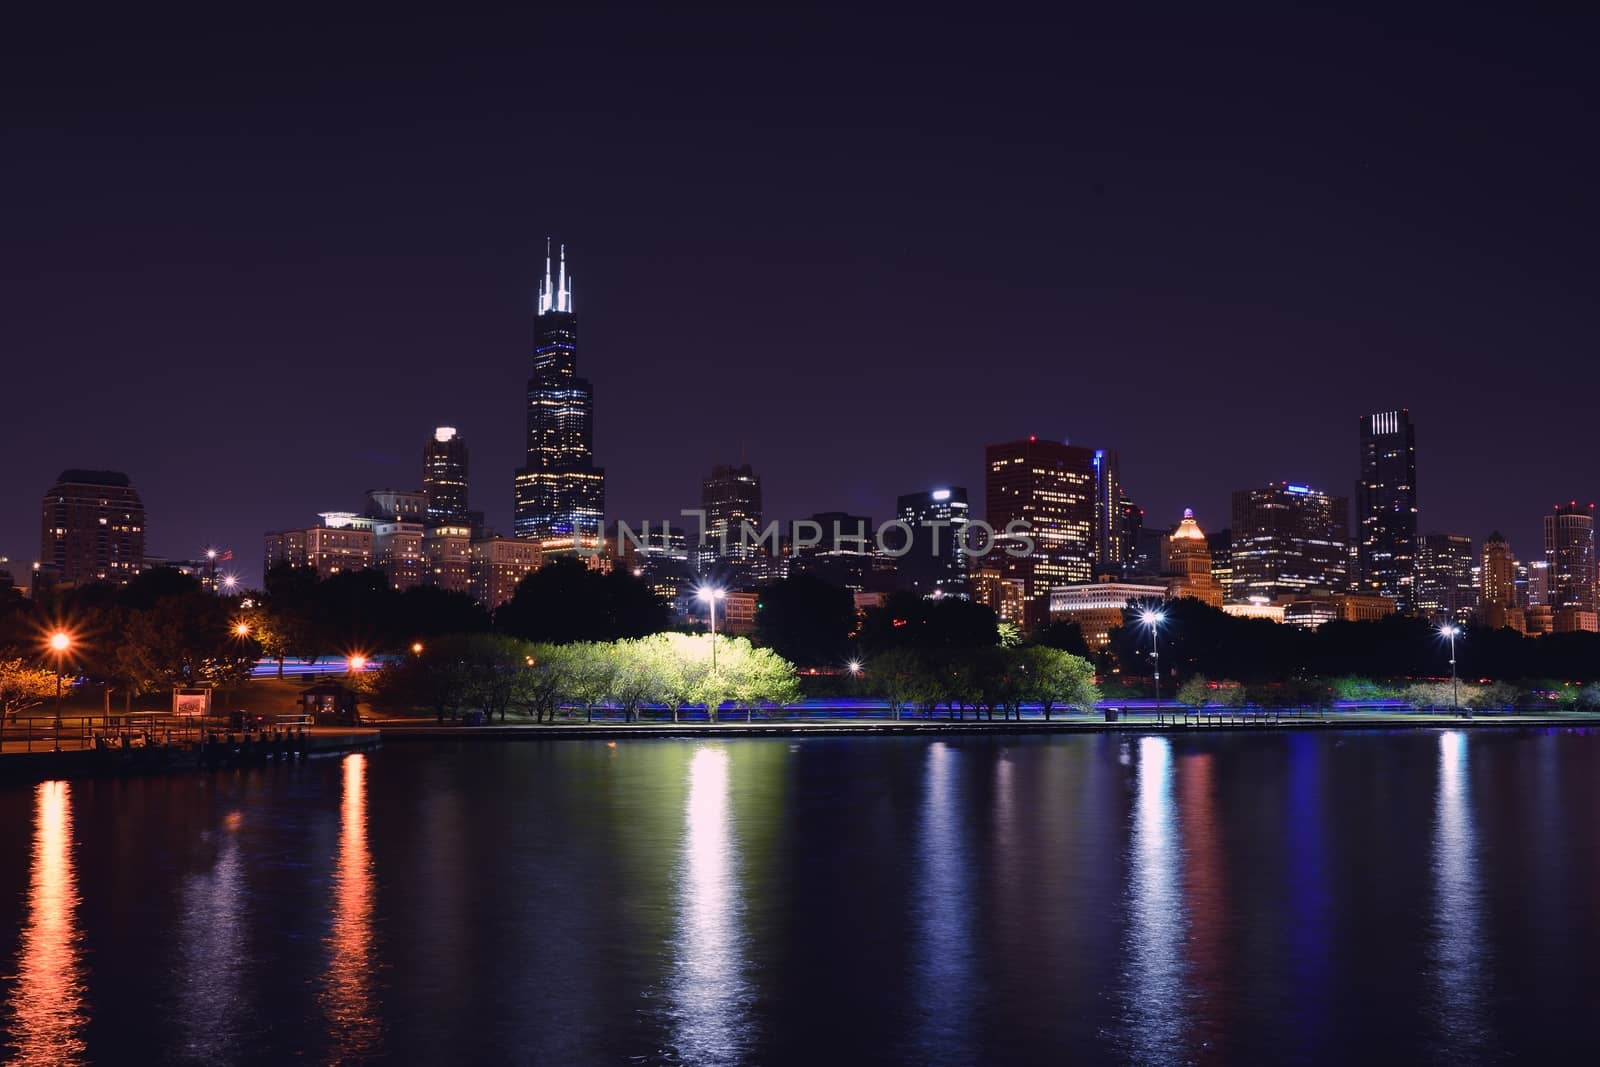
[495,558,668,643]
[858,591,999,654]
[754,573,855,667]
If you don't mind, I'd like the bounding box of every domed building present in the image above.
[1161,508,1224,607]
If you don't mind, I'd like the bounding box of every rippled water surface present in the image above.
[3,729,1599,1064]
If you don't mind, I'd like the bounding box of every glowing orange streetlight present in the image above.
[411,642,424,655]
[234,621,252,638]
[46,630,72,747]
[347,654,368,672]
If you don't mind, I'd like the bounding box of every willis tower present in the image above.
[513,241,605,552]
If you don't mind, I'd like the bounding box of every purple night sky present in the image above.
[2,8,1595,585]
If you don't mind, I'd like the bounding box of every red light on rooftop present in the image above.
[1028,435,1037,442]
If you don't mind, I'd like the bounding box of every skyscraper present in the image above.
[985,437,1096,621]
[896,486,971,599]
[423,426,470,522]
[1414,532,1476,625]
[1230,481,1351,602]
[1356,409,1419,611]
[39,469,146,585]
[1480,531,1524,632]
[1544,502,1597,621]
[701,463,763,552]
[1092,449,1127,576]
[513,241,605,553]
[1161,508,1223,607]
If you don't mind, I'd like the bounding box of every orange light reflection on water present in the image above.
[8,780,88,1065]
[323,753,380,1059]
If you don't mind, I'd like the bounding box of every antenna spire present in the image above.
[557,243,569,312]
[539,237,553,314]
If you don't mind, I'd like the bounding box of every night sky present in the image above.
[3,8,1595,586]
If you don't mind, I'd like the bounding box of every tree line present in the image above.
[372,632,801,723]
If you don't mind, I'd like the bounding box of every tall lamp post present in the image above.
[48,630,71,751]
[697,586,726,672]
[1139,607,1167,720]
[1441,623,1461,714]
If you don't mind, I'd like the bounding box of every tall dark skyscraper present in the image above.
[423,426,470,522]
[896,486,971,599]
[698,462,763,574]
[1092,449,1127,576]
[1356,409,1419,612]
[513,242,605,551]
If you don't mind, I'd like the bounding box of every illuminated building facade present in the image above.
[1545,501,1597,623]
[1092,450,1127,576]
[972,567,1027,625]
[698,463,763,574]
[265,521,373,578]
[985,437,1096,621]
[39,469,145,585]
[423,523,473,594]
[374,521,425,590]
[1479,532,1525,632]
[1160,508,1224,607]
[513,242,605,553]
[423,427,470,523]
[896,486,970,598]
[1356,409,1419,611]
[1414,532,1476,625]
[366,488,427,523]
[469,536,542,610]
[1047,579,1168,650]
[1230,482,1351,601]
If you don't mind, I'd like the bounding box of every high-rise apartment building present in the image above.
[896,486,971,599]
[1544,502,1597,621]
[513,242,605,553]
[1230,482,1351,602]
[1356,409,1419,611]
[985,437,1096,621]
[423,427,470,523]
[39,469,146,585]
[1414,532,1476,625]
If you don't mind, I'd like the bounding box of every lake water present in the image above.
[2,729,1597,1064]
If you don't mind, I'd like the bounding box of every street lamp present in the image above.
[1139,607,1167,717]
[697,586,726,672]
[411,642,424,655]
[347,654,368,673]
[847,659,862,676]
[233,621,251,638]
[48,630,71,749]
[1440,624,1462,713]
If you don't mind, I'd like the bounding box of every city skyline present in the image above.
[3,10,1596,586]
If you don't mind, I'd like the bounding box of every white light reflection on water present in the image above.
[667,745,751,1066]
[5,781,87,1066]
[1431,730,1491,1056]
[910,741,975,1063]
[176,809,247,1060]
[1123,736,1186,1062]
